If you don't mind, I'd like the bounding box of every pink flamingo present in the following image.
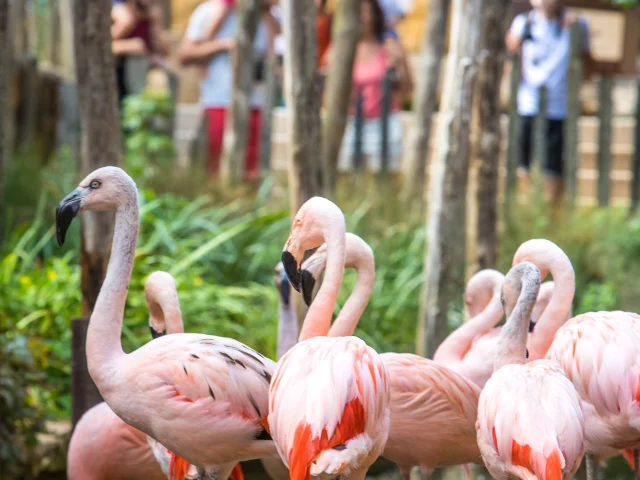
[434,265,559,389]
[67,271,199,480]
[300,233,483,480]
[267,197,390,480]
[511,239,575,361]
[476,262,585,480]
[546,311,640,480]
[56,167,278,480]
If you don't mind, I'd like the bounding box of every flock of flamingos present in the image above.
[57,166,640,480]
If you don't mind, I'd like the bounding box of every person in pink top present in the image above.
[336,0,413,175]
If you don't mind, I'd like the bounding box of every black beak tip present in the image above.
[149,326,166,340]
[301,270,316,307]
[525,348,529,359]
[55,191,81,247]
[281,251,301,292]
[528,319,536,333]
[279,270,291,306]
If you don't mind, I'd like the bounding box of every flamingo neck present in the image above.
[277,301,298,359]
[528,264,575,360]
[86,197,139,387]
[328,258,374,337]
[298,230,345,342]
[161,294,184,335]
[433,289,503,363]
[495,276,539,370]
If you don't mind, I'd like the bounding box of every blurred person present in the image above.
[316,0,333,69]
[111,0,171,105]
[334,0,413,176]
[378,0,412,40]
[506,0,592,203]
[179,0,277,179]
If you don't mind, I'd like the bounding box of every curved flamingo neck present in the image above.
[328,255,375,337]
[528,262,575,360]
[86,195,139,387]
[159,296,184,335]
[298,229,345,342]
[433,289,503,364]
[277,300,298,359]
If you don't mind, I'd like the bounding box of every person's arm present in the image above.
[505,13,528,54]
[111,3,137,40]
[148,5,171,56]
[178,36,234,65]
[112,37,148,56]
[263,11,279,57]
[386,39,413,96]
[202,1,234,40]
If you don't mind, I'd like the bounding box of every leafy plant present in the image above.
[122,89,176,182]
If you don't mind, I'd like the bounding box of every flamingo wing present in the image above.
[115,334,277,467]
[546,311,640,419]
[268,336,390,480]
[477,361,585,480]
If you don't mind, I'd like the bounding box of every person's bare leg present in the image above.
[543,174,564,206]
[517,167,532,199]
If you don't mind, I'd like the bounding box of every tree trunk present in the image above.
[223,0,260,183]
[417,0,482,358]
[465,0,510,278]
[320,0,361,192]
[0,0,10,250]
[403,0,449,200]
[73,0,122,316]
[281,0,323,213]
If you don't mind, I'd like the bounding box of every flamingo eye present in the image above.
[90,180,101,189]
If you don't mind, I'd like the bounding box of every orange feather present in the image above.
[169,450,190,480]
[622,449,635,469]
[288,397,366,480]
[230,463,244,480]
[543,449,563,480]
[510,438,563,480]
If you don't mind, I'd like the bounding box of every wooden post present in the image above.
[353,88,364,171]
[259,54,278,173]
[0,0,9,249]
[281,0,323,213]
[597,75,613,207]
[505,55,520,202]
[563,22,582,209]
[418,0,482,358]
[631,77,640,212]
[71,318,103,429]
[223,0,260,183]
[320,0,362,192]
[403,0,450,199]
[466,0,511,276]
[532,86,547,201]
[379,68,393,175]
[73,0,123,316]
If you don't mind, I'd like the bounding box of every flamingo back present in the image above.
[267,336,390,480]
[476,360,585,480]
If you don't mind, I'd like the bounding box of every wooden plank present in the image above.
[505,55,520,202]
[631,78,640,212]
[597,75,613,207]
[71,318,103,429]
[564,22,582,209]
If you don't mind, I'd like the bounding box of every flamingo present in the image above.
[299,233,482,480]
[433,266,559,389]
[546,312,640,480]
[476,262,585,480]
[55,167,278,480]
[511,239,575,361]
[267,197,391,480]
[67,271,201,480]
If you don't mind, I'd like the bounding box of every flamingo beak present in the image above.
[55,188,83,246]
[301,269,316,307]
[282,250,302,292]
[528,318,535,333]
[149,326,166,340]
[279,269,291,306]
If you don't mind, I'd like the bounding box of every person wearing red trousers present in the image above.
[179,0,276,178]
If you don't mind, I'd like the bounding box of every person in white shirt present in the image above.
[506,0,593,203]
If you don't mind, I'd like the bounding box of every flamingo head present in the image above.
[299,244,328,306]
[282,197,345,292]
[501,261,541,321]
[56,166,137,246]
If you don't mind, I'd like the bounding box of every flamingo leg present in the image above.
[635,449,639,480]
[585,454,598,480]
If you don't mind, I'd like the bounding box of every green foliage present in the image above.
[0,335,46,477]
[122,89,176,182]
